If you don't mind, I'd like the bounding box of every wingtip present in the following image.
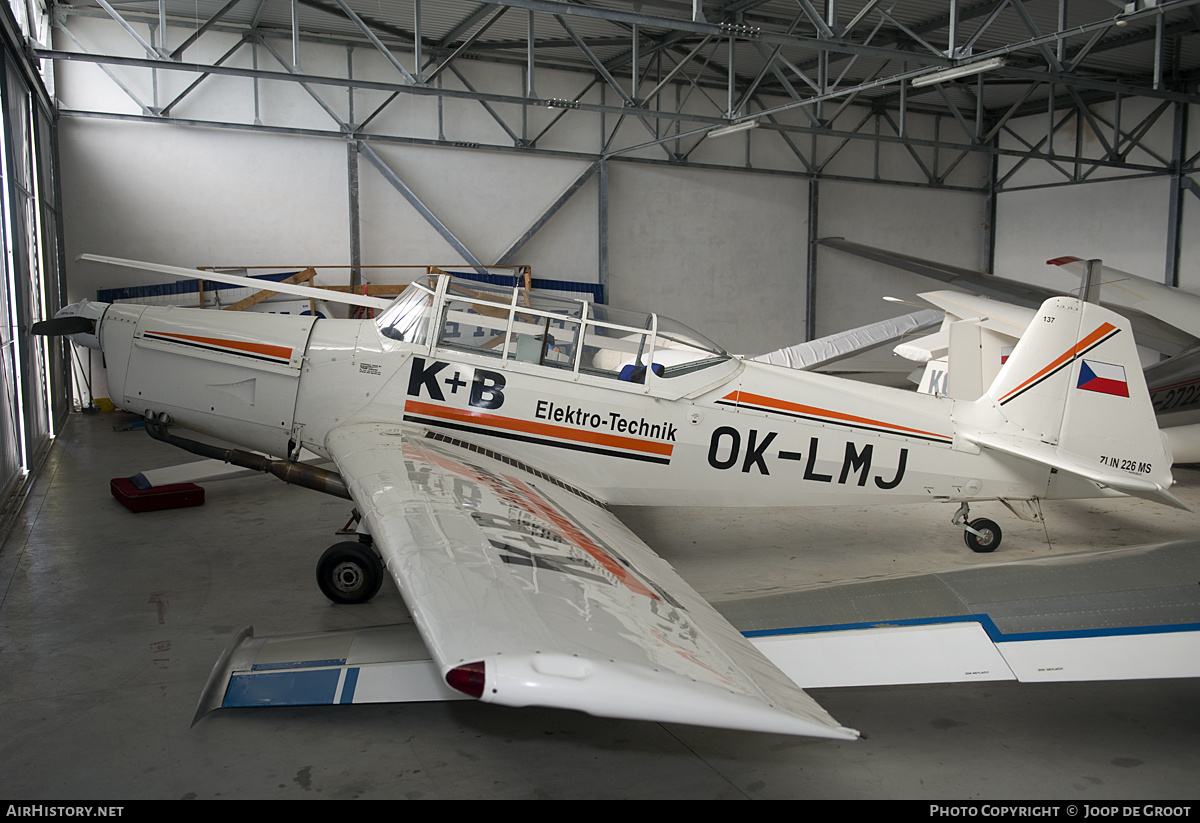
[192,625,255,726]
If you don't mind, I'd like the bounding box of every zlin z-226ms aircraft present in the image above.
[35,254,1188,741]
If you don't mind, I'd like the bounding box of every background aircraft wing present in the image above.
[816,237,1059,305]
[817,238,1195,354]
[1047,256,1200,340]
[751,308,941,370]
[324,422,858,740]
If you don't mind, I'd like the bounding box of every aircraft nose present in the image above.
[30,300,109,349]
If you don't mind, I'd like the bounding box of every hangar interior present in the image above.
[1,0,1199,799]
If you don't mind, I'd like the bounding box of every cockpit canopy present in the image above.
[375,275,730,382]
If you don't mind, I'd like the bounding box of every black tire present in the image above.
[316,541,384,604]
[964,518,1002,553]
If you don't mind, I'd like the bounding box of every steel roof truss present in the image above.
[423,5,509,86]
[168,0,244,61]
[258,34,348,129]
[92,0,162,59]
[879,109,939,184]
[53,21,154,116]
[162,36,248,116]
[555,14,636,108]
[447,63,522,146]
[332,0,418,85]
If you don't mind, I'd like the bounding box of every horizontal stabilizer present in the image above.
[194,624,465,724]
[967,431,1189,511]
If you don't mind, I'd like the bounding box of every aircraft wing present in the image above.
[1047,257,1200,341]
[817,238,1195,355]
[751,308,941,370]
[816,237,1059,305]
[323,422,859,739]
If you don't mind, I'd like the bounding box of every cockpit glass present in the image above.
[390,274,732,382]
[652,316,730,377]
[376,279,435,345]
[581,306,728,381]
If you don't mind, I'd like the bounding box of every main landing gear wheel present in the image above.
[316,541,383,604]
[963,518,1002,553]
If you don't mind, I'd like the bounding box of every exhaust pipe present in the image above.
[144,418,352,500]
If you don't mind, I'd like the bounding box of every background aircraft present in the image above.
[818,239,1200,454]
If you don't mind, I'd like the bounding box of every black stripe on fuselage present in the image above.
[142,332,292,365]
[713,399,952,444]
[402,414,672,465]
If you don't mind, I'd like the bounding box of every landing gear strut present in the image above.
[952,503,1002,553]
[316,540,383,604]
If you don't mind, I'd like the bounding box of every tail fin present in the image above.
[967,296,1187,510]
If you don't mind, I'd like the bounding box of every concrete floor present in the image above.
[1,411,1198,800]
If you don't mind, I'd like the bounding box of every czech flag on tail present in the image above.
[1077,360,1129,397]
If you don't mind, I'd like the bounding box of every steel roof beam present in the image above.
[997,109,1082,186]
[477,0,950,66]
[555,14,637,107]
[438,4,497,48]
[53,21,156,116]
[169,0,244,60]
[878,109,939,183]
[92,0,163,59]
[528,78,601,146]
[423,5,509,85]
[257,34,348,129]
[299,0,416,45]
[446,63,522,145]
[331,0,418,85]
[161,36,248,116]
[732,13,805,114]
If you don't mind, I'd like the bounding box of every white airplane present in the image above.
[33,253,1190,740]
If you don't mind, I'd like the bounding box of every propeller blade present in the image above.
[31,316,95,336]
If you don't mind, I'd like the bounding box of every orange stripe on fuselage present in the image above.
[722,390,951,442]
[998,322,1116,403]
[404,399,674,457]
[148,331,292,361]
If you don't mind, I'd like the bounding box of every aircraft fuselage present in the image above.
[92,298,1105,511]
